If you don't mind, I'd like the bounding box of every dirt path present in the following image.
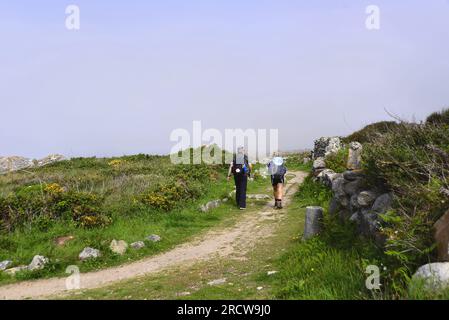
[0,171,306,300]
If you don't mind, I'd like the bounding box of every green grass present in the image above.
[0,153,270,285]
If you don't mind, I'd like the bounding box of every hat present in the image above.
[273,157,284,166]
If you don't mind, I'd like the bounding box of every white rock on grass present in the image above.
[4,265,28,276]
[146,235,161,242]
[267,271,278,276]
[208,278,227,286]
[412,263,449,290]
[0,260,13,271]
[28,255,49,271]
[109,240,128,255]
[130,241,145,250]
[79,247,102,261]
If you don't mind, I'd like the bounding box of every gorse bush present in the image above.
[343,121,401,144]
[324,147,348,173]
[426,108,449,126]
[0,183,109,232]
[361,120,449,293]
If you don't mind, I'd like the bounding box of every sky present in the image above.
[1,0,449,159]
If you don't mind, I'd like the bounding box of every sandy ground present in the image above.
[0,171,306,300]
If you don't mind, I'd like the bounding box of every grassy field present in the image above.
[0,153,270,285]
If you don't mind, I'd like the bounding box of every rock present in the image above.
[343,170,365,181]
[312,157,326,171]
[303,157,311,164]
[328,197,340,216]
[349,212,360,223]
[146,234,161,242]
[303,206,324,240]
[267,271,278,276]
[347,142,363,170]
[176,292,191,297]
[208,278,227,286]
[339,209,351,222]
[130,241,145,250]
[257,286,263,290]
[357,191,377,207]
[332,177,348,207]
[4,265,28,276]
[28,255,49,271]
[79,247,102,261]
[36,154,66,167]
[200,199,222,213]
[0,156,34,173]
[343,179,364,196]
[317,169,339,187]
[247,194,271,200]
[109,240,128,255]
[359,209,380,235]
[372,193,393,214]
[434,210,449,262]
[349,194,360,212]
[313,137,342,159]
[54,235,75,247]
[0,260,13,271]
[412,263,449,290]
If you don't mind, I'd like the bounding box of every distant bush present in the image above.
[0,183,110,233]
[426,108,449,126]
[344,121,400,144]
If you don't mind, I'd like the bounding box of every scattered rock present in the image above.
[79,247,102,261]
[349,194,360,212]
[349,212,360,223]
[412,263,449,290]
[208,278,227,286]
[372,193,393,214]
[36,154,66,167]
[267,271,278,276]
[312,158,326,171]
[176,292,191,297]
[109,240,128,255]
[200,199,222,213]
[434,210,449,262]
[130,241,146,250]
[343,179,364,196]
[28,255,49,271]
[317,169,340,187]
[146,234,161,242]
[247,194,271,200]
[303,157,311,164]
[357,191,377,207]
[4,265,28,276]
[303,206,324,240]
[0,260,13,271]
[257,286,263,290]
[343,170,365,181]
[347,142,363,170]
[313,137,342,159]
[54,235,75,247]
[0,156,34,173]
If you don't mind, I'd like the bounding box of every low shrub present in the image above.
[343,121,401,144]
[324,147,348,173]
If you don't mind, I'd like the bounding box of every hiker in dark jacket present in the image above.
[227,147,252,210]
[267,156,287,209]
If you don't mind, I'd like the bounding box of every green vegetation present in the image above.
[324,147,348,173]
[0,151,269,284]
[284,152,312,172]
[343,121,401,144]
[426,108,449,126]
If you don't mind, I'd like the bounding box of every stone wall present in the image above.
[313,137,391,243]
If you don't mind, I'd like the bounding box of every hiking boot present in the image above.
[239,207,246,210]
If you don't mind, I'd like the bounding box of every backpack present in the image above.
[232,154,250,176]
[268,163,287,179]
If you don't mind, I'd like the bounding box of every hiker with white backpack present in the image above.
[267,156,287,209]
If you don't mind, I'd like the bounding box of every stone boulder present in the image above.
[372,193,393,214]
[200,199,222,213]
[4,265,28,276]
[28,255,49,271]
[303,206,324,240]
[347,142,363,170]
[313,137,342,159]
[0,156,34,173]
[36,154,66,167]
[0,260,12,271]
[110,240,128,255]
[412,263,449,290]
[312,157,326,174]
[357,191,377,207]
[146,234,162,242]
[317,169,340,188]
[343,179,364,196]
[332,176,348,207]
[434,210,449,262]
[130,241,145,250]
[343,170,365,181]
[79,247,102,261]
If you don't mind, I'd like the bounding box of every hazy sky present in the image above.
[1,0,449,158]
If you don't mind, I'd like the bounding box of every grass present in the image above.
[0,153,270,285]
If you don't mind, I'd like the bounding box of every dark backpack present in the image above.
[269,163,287,179]
[232,154,250,176]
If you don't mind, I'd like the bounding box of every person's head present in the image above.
[273,156,284,166]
